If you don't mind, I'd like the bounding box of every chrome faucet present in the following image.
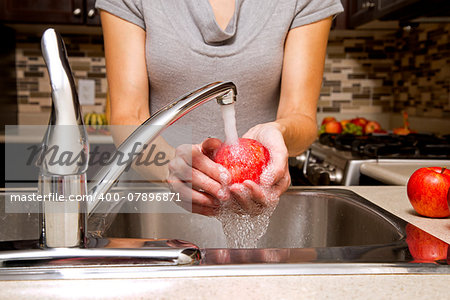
[39,28,237,248]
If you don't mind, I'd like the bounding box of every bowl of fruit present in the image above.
[318,116,386,136]
[318,111,416,137]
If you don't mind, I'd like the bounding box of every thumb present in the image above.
[201,138,223,159]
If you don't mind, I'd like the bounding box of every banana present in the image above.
[84,113,92,126]
[84,112,109,129]
[101,113,108,125]
[96,113,103,126]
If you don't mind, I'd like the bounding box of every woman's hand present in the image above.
[167,138,231,216]
[228,122,291,213]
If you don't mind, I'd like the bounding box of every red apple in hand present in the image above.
[407,167,450,218]
[214,138,270,184]
[406,224,448,262]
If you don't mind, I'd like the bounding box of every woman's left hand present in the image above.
[228,122,291,213]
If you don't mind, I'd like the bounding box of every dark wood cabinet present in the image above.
[347,0,450,28]
[0,0,100,25]
[331,0,350,30]
[348,0,378,28]
[85,0,100,26]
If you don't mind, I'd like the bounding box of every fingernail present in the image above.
[218,165,231,184]
[217,187,229,201]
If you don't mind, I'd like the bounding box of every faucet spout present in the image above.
[87,81,237,214]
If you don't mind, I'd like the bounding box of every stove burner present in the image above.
[319,133,450,159]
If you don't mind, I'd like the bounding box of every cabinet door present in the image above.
[85,0,100,25]
[0,0,84,24]
[348,0,378,28]
[331,0,349,30]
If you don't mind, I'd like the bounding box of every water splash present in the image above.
[215,186,278,248]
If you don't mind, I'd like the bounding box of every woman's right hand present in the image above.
[167,138,231,216]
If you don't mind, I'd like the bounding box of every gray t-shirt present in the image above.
[96,0,343,143]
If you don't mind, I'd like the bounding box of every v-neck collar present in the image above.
[186,0,240,45]
[161,0,279,56]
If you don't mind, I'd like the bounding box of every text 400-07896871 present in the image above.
[96,192,181,202]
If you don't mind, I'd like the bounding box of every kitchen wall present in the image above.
[323,23,450,118]
[16,33,107,124]
[13,23,450,126]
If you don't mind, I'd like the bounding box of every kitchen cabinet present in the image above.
[0,0,100,25]
[348,0,450,28]
[348,0,378,28]
[331,0,350,30]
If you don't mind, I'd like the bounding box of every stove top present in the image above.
[291,133,450,186]
[318,133,450,160]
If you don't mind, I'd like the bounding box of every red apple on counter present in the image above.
[321,116,336,125]
[364,121,382,134]
[214,138,270,184]
[350,117,368,128]
[406,224,448,263]
[324,120,343,134]
[407,167,450,218]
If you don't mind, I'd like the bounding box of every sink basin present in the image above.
[104,188,412,264]
[110,188,405,249]
[1,188,449,279]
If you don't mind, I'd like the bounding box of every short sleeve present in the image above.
[291,0,344,29]
[95,0,145,29]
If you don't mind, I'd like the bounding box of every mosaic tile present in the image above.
[13,24,450,120]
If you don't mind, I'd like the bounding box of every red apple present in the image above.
[448,185,450,215]
[324,120,343,134]
[321,116,336,125]
[407,167,450,218]
[214,138,270,184]
[364,121,382,134]
[350,117,368,128]
[406,224,448,262]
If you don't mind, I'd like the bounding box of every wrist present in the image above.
[269,121,286,136]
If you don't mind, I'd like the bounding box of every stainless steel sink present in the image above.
[1,188,449,280]
[108,188,405,249]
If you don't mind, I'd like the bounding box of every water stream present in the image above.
[215,103,277,248]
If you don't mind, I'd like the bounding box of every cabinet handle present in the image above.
[362,1,376,9]
[73,8,82,16]
[87,8,96,18]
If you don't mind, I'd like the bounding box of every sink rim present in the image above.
[1,188,449,280]
[0,262,450,281]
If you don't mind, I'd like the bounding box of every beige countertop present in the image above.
[0,127,113,144]
[1,274,450,300]
[360,162,450,185]
[335,186,450,244]
[0,186,449,299]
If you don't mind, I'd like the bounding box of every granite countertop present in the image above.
[0,186,449,299]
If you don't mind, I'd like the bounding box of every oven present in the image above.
[289,133,450,186]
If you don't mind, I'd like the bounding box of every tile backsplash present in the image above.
[14,23,450,124]
[323,23,450,117]
[16,33,107,120]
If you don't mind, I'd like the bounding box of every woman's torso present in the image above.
[143,0,296,143]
